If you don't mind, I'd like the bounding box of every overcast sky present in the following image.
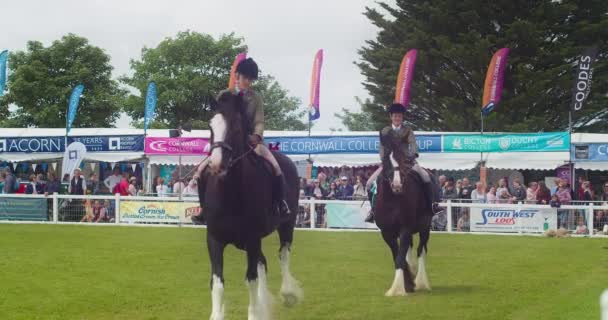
[2,0,387,130]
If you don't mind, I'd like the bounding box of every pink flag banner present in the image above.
[308,49,323,121]
[394,49,418,107]
[482,48,510,115]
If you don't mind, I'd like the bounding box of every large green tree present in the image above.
[340,0,608,132]
[122,31,306,131]
[0,34,126,128]
[252,75,307,131]
[122,31,243,129]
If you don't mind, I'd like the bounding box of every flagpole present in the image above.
[569,110,574,192]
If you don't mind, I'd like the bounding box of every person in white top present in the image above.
[470,182,487,203]
[104,169,122,193]
[156,178,169,197]
[173,179,186,195]
[182,177,199,197]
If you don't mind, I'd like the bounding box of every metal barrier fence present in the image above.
[1,194,607,236]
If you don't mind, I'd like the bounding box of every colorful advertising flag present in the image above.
[570,46,598,112]
[394,49,418,107]
[308,49,324,121]
[143,81,157,133]
[228,53,247,90]
[482,48,509,115]
[66,84,85,134]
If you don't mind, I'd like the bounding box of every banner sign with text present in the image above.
[120,200,201,224]
[144,137,210,155]
[0,197,48,221]
[69,135,144,152]
[265,135,442,155]
[443,132,569,152]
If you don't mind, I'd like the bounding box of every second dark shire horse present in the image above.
[199,91,302,320]
[373,130,434,297]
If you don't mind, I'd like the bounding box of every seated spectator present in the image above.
[457,211,470,232]
[104,200,115,222]
[94,201,107,223]
[536,181,551,204]
[594,210,608,231]
[80,200,95,223]
[575,216,588,234]
[352,176,367,199]
[486,186,498,204]
[470,182,486,203]
[431,210,447,231]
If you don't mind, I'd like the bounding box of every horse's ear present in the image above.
[209,96,218,111]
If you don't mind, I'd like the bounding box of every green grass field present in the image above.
[0,224,606,320]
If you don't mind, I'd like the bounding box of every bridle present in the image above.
[209,141,256,169]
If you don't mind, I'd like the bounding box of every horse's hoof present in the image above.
[281,292,299,307]
[385,288,407,297]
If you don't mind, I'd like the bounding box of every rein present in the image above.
[210,141,256,168]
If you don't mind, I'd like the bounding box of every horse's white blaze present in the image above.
[415,249,431,291]
[406,247,418,275]
[385,268,406,297]
[389,153,402,191]
[210,275,225,320]
[279,247,303,307]
[209,114,227,172]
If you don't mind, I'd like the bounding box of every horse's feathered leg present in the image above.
[278,221,302,307]
[208,233,226,320]
[398,231,416,293]
[246,238,272,320]
[415,227,432,291]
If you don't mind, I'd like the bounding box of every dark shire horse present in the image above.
[373,132,434,297]
[199,92,302,320]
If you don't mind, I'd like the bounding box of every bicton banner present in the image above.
[443,132,569,153]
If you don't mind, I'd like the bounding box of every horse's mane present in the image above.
[213,91,248,155]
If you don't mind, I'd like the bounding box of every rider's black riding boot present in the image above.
[274,174,291,217]
[191,175,206,225]
[423,180,440,214]
[364,190,375,223]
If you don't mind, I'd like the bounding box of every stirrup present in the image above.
[364,211,375,223]
[279,200,291,216]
